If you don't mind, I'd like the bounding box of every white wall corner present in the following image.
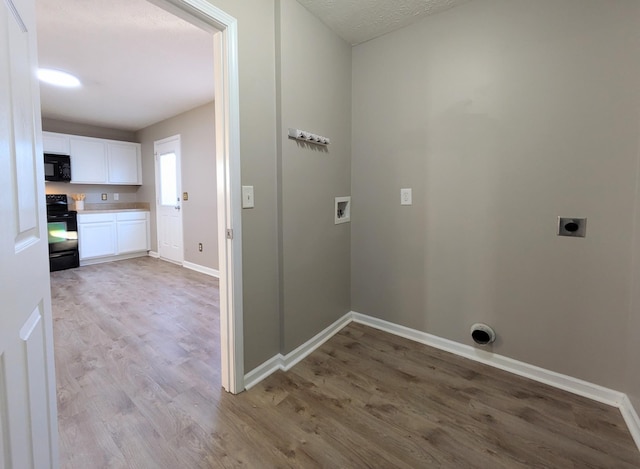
[148,251,159,258]
[183,261,220,278]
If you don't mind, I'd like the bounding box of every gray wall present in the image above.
[203,0,281,370]
[351,0,640,392]
[42,118,135,142]
[136,102,218,270]
[277,0,352,353]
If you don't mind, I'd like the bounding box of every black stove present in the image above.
[46,194,79,272]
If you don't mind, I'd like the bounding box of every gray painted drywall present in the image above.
[277,0,352,353]
[351,0,640,392]
[202,0,281,371]
[42,118,136,142]
[136,102,218,270]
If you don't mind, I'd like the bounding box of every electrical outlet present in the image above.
[183,192,189,201]
[113,193,119,201]
[401,188,412,205]
[101,193,107,201]
[198,243,203,252]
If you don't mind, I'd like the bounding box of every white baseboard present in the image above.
[620,394,640,450]
[243,310,640,452]
[80,251,148,266]
[148,251,159,258]
[244,354,284,390]
[350,312,623,407]
[244,313,352,390]
[183,261,220,278]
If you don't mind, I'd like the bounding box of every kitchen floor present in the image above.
[50,258,640,468]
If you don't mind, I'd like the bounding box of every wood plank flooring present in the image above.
[50,257,640,468]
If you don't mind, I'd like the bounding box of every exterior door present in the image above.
[155,135,184,264]
[0,0,59,467]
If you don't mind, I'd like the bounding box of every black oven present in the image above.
[44,153,72,182]
[46,194,79,272]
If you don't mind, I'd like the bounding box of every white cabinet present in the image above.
[70,137,108,183]
[108,142,142,184]
[42,131,70,154]
[42,131,141,185]
[78,213,117,260]
[116,212,149,254]
[78,211,149,264]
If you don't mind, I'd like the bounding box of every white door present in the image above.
[155,135,184,264]
[0,0,59,467]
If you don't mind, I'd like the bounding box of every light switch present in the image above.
[401,188,412,206]
[242,186,254,208]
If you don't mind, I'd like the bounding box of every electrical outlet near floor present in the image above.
[198,243,203,252]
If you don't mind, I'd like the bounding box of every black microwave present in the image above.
[44,153,71,182]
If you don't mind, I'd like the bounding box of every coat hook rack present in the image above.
[288,128,330,146]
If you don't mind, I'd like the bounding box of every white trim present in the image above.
[350,312,623,407]
[183,261,220,278]
[80,251,148,266]
[620,395,640,451]
[244,354,284,390]
[244,310,640,453]
[282,314,352,370]
[158,0,243,394]
[244,314,352,389]
[148,250,159,258]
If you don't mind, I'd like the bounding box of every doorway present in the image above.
[154,134,184,265]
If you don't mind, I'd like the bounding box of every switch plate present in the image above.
[113,193,119,201]
[401,188,412,206]
[242,186,254,208]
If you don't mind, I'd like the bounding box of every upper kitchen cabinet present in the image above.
[69,136,108,183]
[43,132,142,185]
[42,132,70,155]
[107,142,142,184]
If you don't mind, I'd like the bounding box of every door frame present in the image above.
[154,134,185,265]
[152,0,244,393]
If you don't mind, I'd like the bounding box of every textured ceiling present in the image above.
[36,0,214,132]
[297,0,472,45]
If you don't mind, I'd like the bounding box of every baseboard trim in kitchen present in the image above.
[148,251,159,258]
[183,261,220,278]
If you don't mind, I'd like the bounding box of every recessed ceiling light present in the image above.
[37,68,81,88]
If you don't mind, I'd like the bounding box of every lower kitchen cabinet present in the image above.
[116,212,150,254]
[78,211,149,264]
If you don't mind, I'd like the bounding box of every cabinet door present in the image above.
[42,131,70,154]
[70,137,107,183]
[108,142,141,184]
[78,221,116,259]
[117,220,149,253]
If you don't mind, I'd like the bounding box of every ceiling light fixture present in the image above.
[37,68,81,88]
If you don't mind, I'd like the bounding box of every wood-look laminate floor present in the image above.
[51,257,640,468]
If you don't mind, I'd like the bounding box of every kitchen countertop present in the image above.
[77,208,150,214]
[73,202,151,214]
